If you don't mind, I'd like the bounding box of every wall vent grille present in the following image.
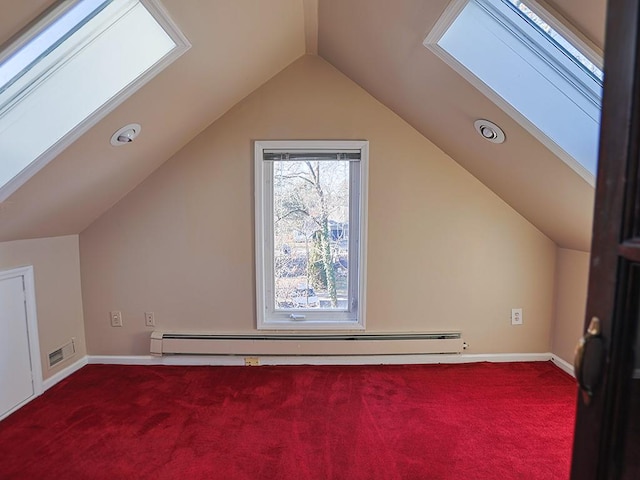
[48,338,76,368]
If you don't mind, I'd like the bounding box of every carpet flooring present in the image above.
[0,361,576,479]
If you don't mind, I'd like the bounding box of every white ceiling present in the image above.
[0,0,606,251]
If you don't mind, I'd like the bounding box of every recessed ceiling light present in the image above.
[110,123,141,146]
[474,119,505,144]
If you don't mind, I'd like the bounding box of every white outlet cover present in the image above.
[511,308,523,325]
[110,311,123,327]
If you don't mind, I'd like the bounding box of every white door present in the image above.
[0,274,35,419]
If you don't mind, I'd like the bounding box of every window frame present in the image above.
[423,0,603,185]
[254,140,368,330]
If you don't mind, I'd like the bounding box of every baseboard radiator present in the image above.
[150,331,464,356]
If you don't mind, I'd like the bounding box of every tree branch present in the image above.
[276,208,310,223]
[305,161,318,184]
[277,174,316,187]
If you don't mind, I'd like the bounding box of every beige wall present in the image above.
[552,247,590,364]
[0,235,86,379]
[80,55,557,356]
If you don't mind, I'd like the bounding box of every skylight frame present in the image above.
[424,0,604,186]
[0,0,111,97]
[0,0,190,202]
[504,0,603,84]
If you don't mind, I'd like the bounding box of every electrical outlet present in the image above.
[144,312,155,327]
[511,308,523,325]
[110,311,123,327]
[245,357,259,366]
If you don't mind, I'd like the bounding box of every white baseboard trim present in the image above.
[550,354,575,377]
[86,352,557,367]
[42,355,88,391]
[88,355,163,365]
[449,353,552,364]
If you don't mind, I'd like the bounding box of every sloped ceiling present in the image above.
[318,0,605,252]
[0,0,606,251]
[0,0,307,242]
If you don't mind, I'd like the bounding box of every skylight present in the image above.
[0,0,108,94]
[505,0,603,83]
[424,0,603,184]
[0,0,190,201]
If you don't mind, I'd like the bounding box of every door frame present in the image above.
[570,0,640,477]
[0,265,43,419]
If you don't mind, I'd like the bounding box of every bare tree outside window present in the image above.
[272,159,350,310]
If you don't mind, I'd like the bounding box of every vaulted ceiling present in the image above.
[0,0,606,251]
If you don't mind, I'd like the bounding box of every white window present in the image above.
[255,140,368,330]
[0,0,190,201]
[424,0,603,184]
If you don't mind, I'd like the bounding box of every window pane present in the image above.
[431,0,601,176]
[272,160,350,310]
[0,0,109,94]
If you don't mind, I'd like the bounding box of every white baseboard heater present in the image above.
[150,331,464,356]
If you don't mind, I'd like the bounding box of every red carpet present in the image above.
[0,362,575,479]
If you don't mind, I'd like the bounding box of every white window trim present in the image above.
[254,140,368,331]
[424,0,603,186]
[0,0,191,202]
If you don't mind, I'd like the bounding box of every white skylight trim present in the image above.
[0,0,108,93]
[0,0,190,202]
[424,0,603,185]
[505,0,603,83]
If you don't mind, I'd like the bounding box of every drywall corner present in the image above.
[552,246,590,364]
